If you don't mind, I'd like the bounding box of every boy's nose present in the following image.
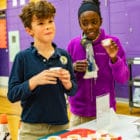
[45,24,50,30]
[46,26,49,30]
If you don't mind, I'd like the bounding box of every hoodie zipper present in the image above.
[90,79,93,101]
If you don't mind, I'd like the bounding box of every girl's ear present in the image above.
[100,17,103,26]
[78,16,82,27]
[25,27,34,37]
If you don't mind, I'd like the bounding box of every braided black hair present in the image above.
[83,0,100,5]
[78,0,101,18]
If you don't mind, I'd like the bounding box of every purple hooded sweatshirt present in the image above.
[67,29,129,117]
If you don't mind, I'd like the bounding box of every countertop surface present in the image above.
[39,114,140,140]
[70,114,140,140]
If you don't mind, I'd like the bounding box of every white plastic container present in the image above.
[47,136,61,140]
[67,134,81,140]
[0,114,11,140]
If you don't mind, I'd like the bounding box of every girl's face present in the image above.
[26,15,56,44]
[79,11,102,40]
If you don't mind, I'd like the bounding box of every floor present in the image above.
[0,87,140,140]
[0,87,21,140]
[116,100,140,116]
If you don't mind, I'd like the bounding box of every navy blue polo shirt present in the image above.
[7,43,77,124]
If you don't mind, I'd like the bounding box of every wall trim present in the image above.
[116,97,129,102]
[0,76,9,87]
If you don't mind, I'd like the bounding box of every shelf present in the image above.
[133,81,140,86]
[132,102,140,108]
[127,57,140,113]
[128,57,140,64]
[129,80,140,86]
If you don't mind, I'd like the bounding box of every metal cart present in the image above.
[128,57,140,113]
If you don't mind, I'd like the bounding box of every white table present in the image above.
[69,114,140,140]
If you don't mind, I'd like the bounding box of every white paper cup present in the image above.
[87,133,101,140]
[67,134,81,140]
[49,67,61,70]
[47,136,61,140]
[101,39,112,47]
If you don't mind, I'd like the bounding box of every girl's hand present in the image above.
[102,39,118,63]
[73,59,88,72]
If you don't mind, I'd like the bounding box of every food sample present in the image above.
[67,134,81,140]
[101,39,112,47]
[87,132,122,140]
[49,67,61,70]
[59,128,122,140]
[47,136,61,140]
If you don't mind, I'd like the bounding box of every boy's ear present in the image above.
[25,27,34,36]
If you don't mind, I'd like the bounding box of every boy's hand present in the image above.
[58,68,72,90]
[29,69,60,90]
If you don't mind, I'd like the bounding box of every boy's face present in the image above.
[26,15,55,43]
[79,11,102,40]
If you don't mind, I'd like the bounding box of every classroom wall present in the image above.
[0,0,110,76]
[109,0,140,98]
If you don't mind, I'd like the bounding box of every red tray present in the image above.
[59,128,122,140]
[60,128,95,138]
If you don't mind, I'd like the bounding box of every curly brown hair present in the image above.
[19,0,56,28]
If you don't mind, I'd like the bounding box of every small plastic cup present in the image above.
[101,39,112,47]
[67,134,81,140]
[87,133,101,140]
[49,67,61,71]
[47,136,61,140]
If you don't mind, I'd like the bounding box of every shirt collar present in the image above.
[30,42,61,58]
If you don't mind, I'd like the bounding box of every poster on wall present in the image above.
[8,31,20,62]
[12,0,17,7]
[0,0,7,10]
[0,19,7,48]
[30,0,39,2]
[20,0,25,5]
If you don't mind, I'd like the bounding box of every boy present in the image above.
[7,0,77,139]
